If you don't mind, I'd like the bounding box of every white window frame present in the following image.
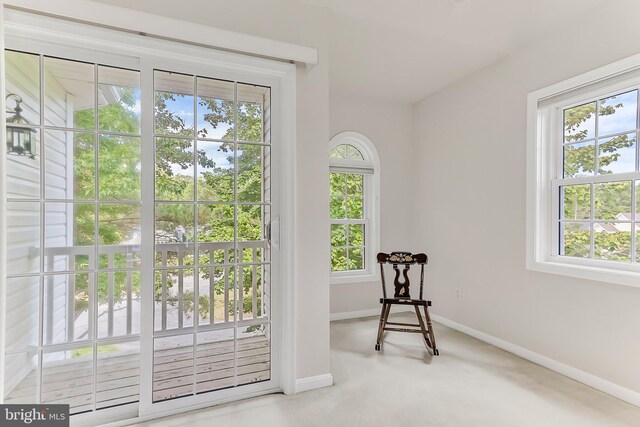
[0,7,299,426]
[527,53,640,288]
[329,131,380,285]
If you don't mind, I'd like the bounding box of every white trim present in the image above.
[329,131,381,284]
[295,374,333,394]
[330,271,378,285]
[0,0,6,404]
[279,65,297,396]
[526,52,640,287]
[432,314,640,407]
[95,387,281,427]
[329,306,413,321]
[3,0,318,66]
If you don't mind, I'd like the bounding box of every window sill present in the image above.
[330,270,378,285]
[528,257,640,288]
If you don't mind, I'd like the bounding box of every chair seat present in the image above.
[380,298,431,307]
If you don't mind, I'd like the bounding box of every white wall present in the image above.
[411,0,640,394]
[96,0,332,380]
[329,91,415,315]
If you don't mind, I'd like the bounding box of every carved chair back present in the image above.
[377,251,428,300]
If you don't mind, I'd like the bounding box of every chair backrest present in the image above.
[377,251,428,300]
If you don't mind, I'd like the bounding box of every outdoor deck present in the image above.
[4,335,270,414]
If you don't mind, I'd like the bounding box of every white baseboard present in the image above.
[330,306,412,321]
[295,374,333,394]
[431,314,640,408]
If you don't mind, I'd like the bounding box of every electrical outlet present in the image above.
[456,289,461,299]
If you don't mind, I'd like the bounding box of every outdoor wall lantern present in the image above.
[6,93,37,159]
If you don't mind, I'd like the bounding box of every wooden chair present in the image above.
[375,251,439,356]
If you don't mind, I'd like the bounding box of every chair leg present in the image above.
[375,303,390,351]
[423,305,439,356]
[414,306,432,351]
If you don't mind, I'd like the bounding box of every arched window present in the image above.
[329,131,380,283]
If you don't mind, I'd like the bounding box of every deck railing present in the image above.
[43,241,267,344]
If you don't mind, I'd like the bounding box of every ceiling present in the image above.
[299,0,609,103]
[93,0,609,104]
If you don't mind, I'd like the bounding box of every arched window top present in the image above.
[330,144,364,160]
[329,131,380,171]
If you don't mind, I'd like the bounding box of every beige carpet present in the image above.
[135,312,640,426]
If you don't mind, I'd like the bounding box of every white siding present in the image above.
[4,51,71,395]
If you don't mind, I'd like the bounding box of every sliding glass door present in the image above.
[3,39,275,420]
[150,69,272,402]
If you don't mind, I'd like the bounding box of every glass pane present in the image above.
[6,202,40,275]
[236,324,271,387]
[348,224,364,246]
[560,222,590,258]
[5,277,39,350]
[347,174,364,196]
[198,204,236,244]
[238,143,269,203]
[238,264,259,319]
[3,352,38,405]
[598,133,636,175]
[45,57,95,130]
[197,140,234,202]
[98,66,141,133]
[154,70,194,136]
[97,271,140,338]
[99,135,141,200]
[6,129,40,199]
[155,137,194,201]
[197,77,234,140]
[348,247,364,270]
[44,202,95,272]
[564,101,595,143]
[594,223,631,262]
[96,341,140,409]
[43,273,91,344]
[637,225,640,263]
[98,204,141,269]
[636,181,640,219]
[5,50,40,125]
[594,181,632,220]
[45,130,95,200]
[330,197,346,219]
[330,172,347,196]
[347,197,363,219]
[238,204,262,241]
[154,269,195,331]
[98,203,141,246]
[331,224,347,247]
[599,90,638,136]
[331,247,347,271]
[42,347,94,414]
[563,141,595,178]
[237,83,268,142]
[197,265,226,326]
[153,334,194,402]
[155,203,195,267]
[345,144,364,160]
[330,145,345,159]
[196,329,234,393]
[561,185,590,220]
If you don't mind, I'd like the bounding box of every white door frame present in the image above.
[0,9,297,426]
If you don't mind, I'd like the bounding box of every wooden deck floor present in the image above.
[5,335,270,414]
